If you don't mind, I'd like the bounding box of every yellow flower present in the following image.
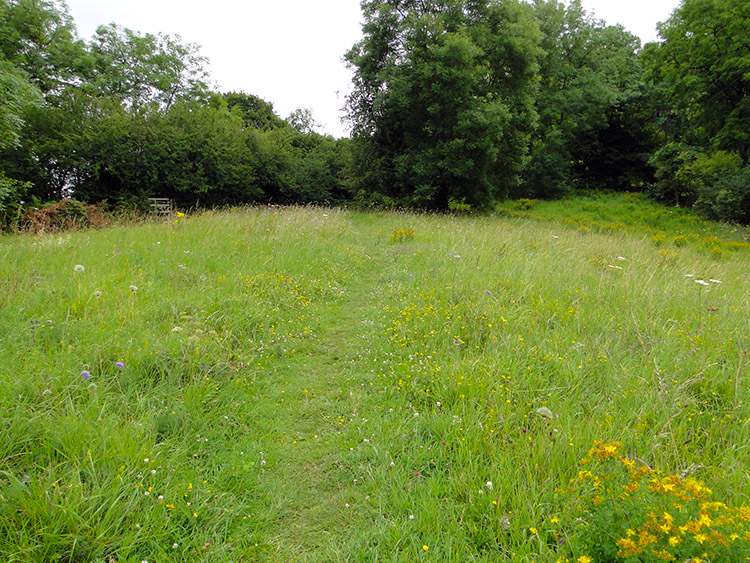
[422,545,429,552]
[694,533,707,544]
[577,556,593,563]
[529,527,538,535]
[668,536,681,546]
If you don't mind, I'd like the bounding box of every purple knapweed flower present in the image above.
[81,370,91,379]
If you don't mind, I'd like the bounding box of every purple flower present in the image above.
[487,290,492,295]
[81,370,91,379]
[115,361,125,369]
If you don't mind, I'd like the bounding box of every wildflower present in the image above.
[577,556,593,563]
[536,406,554,419]
[422,545,429,551]
[409,514,415,519]
[694,533,708,544]
[129,285,138,292]
[529,527,538,534]
[81,370,91,379]
[93,290,102,298]
[74,264,85,272]
[486,481,493,490]
[115,361,125,368]
[172,543,179,549]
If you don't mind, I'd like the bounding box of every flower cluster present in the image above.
[558,442,750,562]
[389,228,415,244]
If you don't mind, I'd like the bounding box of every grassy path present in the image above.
[247,236,391,560]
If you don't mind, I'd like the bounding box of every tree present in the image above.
[0,60,42,149]
[520,0,643,196]
[0,0,86,95]
[286,108,320,134]
[345,0,540,210]
[644,0,750,160]
[224,91,287,130]
[86,23,209,111]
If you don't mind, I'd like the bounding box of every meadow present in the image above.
[0,197,748,562]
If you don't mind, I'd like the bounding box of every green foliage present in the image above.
[86,23,209,110]
[649,145,750,223]
[558,442,750,562]
[346,0,540,210]
[224,91,287,131]
[0,0,86,95]
[0,60,42,149]
[644,0,750,159]
[520,0,646,197]
[0,171,29,229]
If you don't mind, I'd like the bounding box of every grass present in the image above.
[0,196,748,562]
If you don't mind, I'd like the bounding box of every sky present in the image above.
[65,0,681,138]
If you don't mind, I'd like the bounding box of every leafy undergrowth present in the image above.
[0,202,748,561]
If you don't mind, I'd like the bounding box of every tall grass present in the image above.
[1,198,747,561]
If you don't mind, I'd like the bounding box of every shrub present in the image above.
[557,442,750,562]
[0,172,31,231]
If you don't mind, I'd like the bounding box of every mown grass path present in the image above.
[244,235,393,560]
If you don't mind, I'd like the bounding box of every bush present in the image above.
[0,172,31,231]
[557,442,750,563]
[650,145,750,223]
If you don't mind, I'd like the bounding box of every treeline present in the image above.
[345,0,749,221]
[1,0,748,227]
[0,0,350,227]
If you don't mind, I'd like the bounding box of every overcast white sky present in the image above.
[65,0,680,138]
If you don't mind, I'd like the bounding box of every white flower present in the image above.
[486,481,493,490]
[74,264,85,272]
[129,285,138,292]
[172,543,179,549]
[709,279,722,284]
[93,290,102,298]
[409,514,415,519]
[536,406,554,419]
[695,280,710,286]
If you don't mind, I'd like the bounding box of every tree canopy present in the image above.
[0,0,748,224]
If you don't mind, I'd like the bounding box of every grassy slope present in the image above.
[0,197,748,561]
